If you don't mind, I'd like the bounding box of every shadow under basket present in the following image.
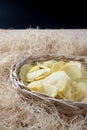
[10,54,87,115]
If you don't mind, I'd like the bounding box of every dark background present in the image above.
[0,1,86,29]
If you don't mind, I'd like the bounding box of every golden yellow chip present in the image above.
[42,71,71,97]
[72,81,87,101]
[43,60,57,68]
[19,64,32,82]
[60,83,73,101]
[68,61,81,68]
[37,62,48,69]
[61,62,82,80]
[26,68,50,82]
[43,84,58,97]
[29,65,40,72]
[51,61,66,73]
[27,80,45,93]
[82,69,87,79]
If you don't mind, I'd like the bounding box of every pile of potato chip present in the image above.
[19,60,87,102]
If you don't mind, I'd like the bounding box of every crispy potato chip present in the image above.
[82,69,87,79]
[26,68,50,82]
[43,60,57,68]
[51,61,66,72]
[29,65,40,72]
[42,71,71,97]
[74,78,87,83]
[72,80,87,101]
[43,84,58,97]
[27,80,45,93]
[19,64,33,82]
[37,62,48,69]
[61,62,82,80]
[69,61,81,68]
[61,83,73,101]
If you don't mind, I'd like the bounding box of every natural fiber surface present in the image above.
[0,29,87,130]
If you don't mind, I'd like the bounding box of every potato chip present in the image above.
[72,81,87,101]
[43,60,57,68]
[37,62,48,69]
[68,61,81,68]
[42,71,71,97]
[27,80,45,93]
[61,62,82,80]
[29,65,40,72]
[74,78,87,83]
[43,84,58,97]
[19,64,33,82]
[26,68,50,82]
[82,69,87,79]
[51,61,66,72]
[58,80,72,100]
[61,83,73,101]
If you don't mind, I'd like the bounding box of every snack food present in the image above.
[19,60,87,102]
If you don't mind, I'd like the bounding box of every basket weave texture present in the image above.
[10,54,87,115]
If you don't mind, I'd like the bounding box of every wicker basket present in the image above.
[10,54,87,115]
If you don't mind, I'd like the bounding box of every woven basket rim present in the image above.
[10,54,87,115]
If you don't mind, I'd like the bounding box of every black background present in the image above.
[0,1,86,29]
